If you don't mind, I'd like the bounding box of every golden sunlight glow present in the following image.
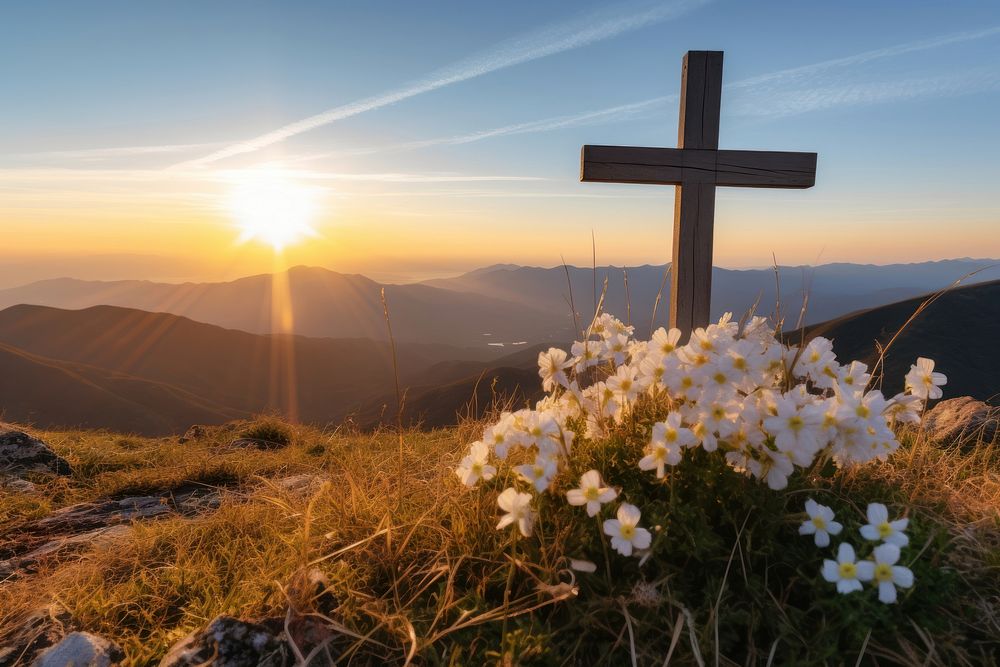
[224,168,322,250]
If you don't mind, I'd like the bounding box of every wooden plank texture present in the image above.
[678,51,723,150]
[670,182,715,333]
[581,146,817,188]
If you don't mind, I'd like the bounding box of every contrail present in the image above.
[291,96,674,162]
[292,24,1000,162]
[730,24,1000,90]
[171,0,708,169]
[733,66,1000,117]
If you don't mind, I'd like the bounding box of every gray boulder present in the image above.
[0,427,71,477]
[158,616,288,667]
[924,397,999,445]
[31,632,123,667]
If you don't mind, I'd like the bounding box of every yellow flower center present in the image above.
[812,516,826,530]
[471,463,483,475]
[619,524,635,540]
[532,465,544,478]
[713,372,726,385]
[877,522,893,538]
[665,430,677,443]
[856,405,870,418]
[584,487,599,501]
[681,377,693,388]
[661,343,675,353]
[712,406,726,419]
[787,415,803,431]
[733,358,747,370]
[620,379,632,391]
[874,563,893,582]
[838,562,857,579]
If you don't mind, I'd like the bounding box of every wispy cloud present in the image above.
[10,142,223,162]
[734,66,1000,117]
[292,96,674,163]
[0,167,543,185]
[731,25,1000,91]
[173,0,707,169]
[293,24,1000,162]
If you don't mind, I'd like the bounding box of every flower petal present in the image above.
[867,503,889,525]
[892,566,914,588]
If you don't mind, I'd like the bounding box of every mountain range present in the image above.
[0,260,997,435]
[1,259,996,347]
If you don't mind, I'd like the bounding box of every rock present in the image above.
[177,425,206,444]
[924,397,999,445]
[2,478,37,493]
[0,605,71,666]
[269,474,326,495]
[158,616,289,667]
[31,631,123,667]
[0,427,71,477]
[0,526,131,580]
[0,487,220,579]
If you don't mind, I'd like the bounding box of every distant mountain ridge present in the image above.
[0,280,996,434]
[1,259,995,347]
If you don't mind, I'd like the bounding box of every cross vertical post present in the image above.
[579,50,817,339]
[672,51,723,335]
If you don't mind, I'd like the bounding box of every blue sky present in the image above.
[2,0,999,283]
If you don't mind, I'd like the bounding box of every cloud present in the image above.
[293,24,1000,162]
[172,0,707,169]
[731,25,1000,91]
[732,66,1000,118]
[10,142,223,162]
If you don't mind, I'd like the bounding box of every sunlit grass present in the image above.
[0,418,997,664]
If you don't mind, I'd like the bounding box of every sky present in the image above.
[2,0,999,286]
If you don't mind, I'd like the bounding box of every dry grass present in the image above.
[0,417,997,665]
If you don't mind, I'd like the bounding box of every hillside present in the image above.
[799,279,1000,400]
[0,418,996,664]
[0,342,242,433]
[0,305,512,434]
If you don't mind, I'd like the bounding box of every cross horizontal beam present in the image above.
[581,145,817,188]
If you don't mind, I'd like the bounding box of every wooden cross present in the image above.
[580,51,817,336]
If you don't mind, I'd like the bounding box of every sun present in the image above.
[224,168,322,251]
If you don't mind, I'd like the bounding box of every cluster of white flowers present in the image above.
[804,500,914,604]
[455,310,946,560]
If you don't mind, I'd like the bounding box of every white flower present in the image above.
[455,441,496,487]
[799,499,843,547]
[856,543,914,604]
[885,392,923,425]
[904,357,947,400]
[496,488,535,537]
[513,455,558,493]
[860,503,909,547]
[640,414,692,478]
[763,394,824,465]
[570,339,602,372]
[603,503,652,556]
[606,364,641,403]
[651,327,681,355]
[822,543,865,594]
[538,347,571,393]
[566,469,617,517]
